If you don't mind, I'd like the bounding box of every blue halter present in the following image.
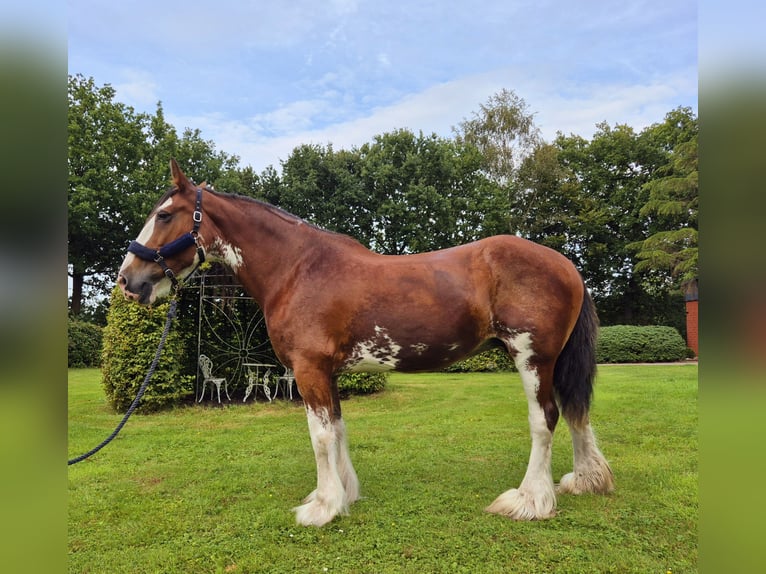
[127,187,206,289]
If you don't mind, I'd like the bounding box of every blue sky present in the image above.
[67,0,697,171]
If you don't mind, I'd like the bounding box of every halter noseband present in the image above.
[127,187,206,290]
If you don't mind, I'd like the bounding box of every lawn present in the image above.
[68,365,697,573]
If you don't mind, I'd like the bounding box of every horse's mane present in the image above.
[206,187,366,249]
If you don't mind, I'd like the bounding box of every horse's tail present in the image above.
[553,285,599,424]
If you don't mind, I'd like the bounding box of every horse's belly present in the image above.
[340,324,484,374]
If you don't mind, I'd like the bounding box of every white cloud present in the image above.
[175,66,696,171]
[113,69,160,109]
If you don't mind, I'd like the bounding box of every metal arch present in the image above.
[191,264,278,401]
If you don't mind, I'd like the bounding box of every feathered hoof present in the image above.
[485,487,556,521]
[293,497,346,527]
[558,461,615,495]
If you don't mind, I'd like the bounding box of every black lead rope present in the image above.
[68,297,178,466]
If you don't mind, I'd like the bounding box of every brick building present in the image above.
[683,278,698,357]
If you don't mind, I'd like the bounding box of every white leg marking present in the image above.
[294,407,348,527]
[558,420,614,495]
[334,418,360,505]
[486,332,557,520]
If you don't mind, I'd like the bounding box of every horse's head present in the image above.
[117,159,206,305]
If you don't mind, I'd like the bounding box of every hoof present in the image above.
[485,487,556,521]
[293,498,345,527]
[558,461,615,495]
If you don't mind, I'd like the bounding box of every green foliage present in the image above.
[277,130,507,254]
[444,347,515,372]
[69,366,698,573]
[596,325,688,363]
[101,287,194,412]
[67,319,103,368]
[67,75,242,315]
[453,88,541,184]
[337,372,388,397]
[632,130,698,283]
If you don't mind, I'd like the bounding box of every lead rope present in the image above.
[68,297,178,466]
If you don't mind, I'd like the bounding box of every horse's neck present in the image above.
[204,195,312,307]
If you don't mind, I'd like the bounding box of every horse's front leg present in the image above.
[486,358,558,520]
[293,370,360,527]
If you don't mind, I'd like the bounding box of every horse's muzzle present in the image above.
[117,273,154,305]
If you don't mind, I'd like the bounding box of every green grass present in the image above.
[68,365,697,573]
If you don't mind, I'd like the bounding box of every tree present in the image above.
[278,143,374,245]
[512,108,698,331]
[632,108,698,285]
[68,75,151,315]
[513,142,585,254]
[68,75,244,314]
[359,129,502,253]
[551,123,659,324]
[274,130,506,255]
[453,88,541,185]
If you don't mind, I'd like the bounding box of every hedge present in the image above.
[337,372,388,397]
[68,319,103,368]
[445,347,515,372]
[101,287,195,413]
[445,325,689,370]
[596,325,689,363]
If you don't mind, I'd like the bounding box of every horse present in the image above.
[117,159,614,526]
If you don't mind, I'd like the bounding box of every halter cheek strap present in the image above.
[127,187,206,290]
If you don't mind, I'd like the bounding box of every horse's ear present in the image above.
[169,158,192,191]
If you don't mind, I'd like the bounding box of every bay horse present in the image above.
[118,159,613,526]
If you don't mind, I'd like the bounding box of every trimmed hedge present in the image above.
[445,347,515,372]
[68,319,103,368]
[337,372,388,398]
[101,287,195,413]
[596,325,688,363]
[443,325,689,371]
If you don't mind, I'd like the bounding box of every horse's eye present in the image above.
[156,211,172,222]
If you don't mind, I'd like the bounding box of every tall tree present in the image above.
[278,143,373,245]
[453,88,541,185]
[359,129,505,253]
[513,108,697,330]
[68,75,243,314]
[547,123,659,324]
[632,108,698,285]
[274,130,505,255]
[68,75,151,315]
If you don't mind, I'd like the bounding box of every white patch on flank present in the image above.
[344,325,402,372]
[410,343,429,355]
[212,238,244,271]
[448,343,461,351]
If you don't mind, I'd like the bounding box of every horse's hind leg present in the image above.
[293,370,360,527]
[558,412,614,495]
[486,336,558,520]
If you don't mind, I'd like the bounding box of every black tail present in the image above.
[553,286,599,424]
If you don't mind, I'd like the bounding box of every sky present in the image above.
[67,0,698,172]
